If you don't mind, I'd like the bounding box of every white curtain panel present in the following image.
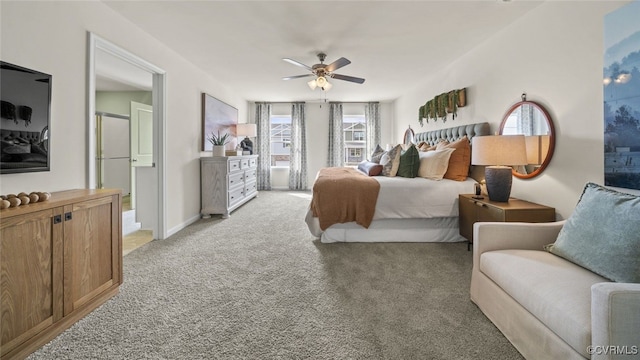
[327,103,344,167]
[255,102,272,190]
[289,102,308,190]
[365,102,381,158]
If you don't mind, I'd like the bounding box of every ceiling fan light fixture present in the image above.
[316,76,327,87]
[307,79,317,90]
[322,81,332,91]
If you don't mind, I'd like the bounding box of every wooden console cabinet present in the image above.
[201,155,258,218]
[0,189,122,360]
[459,194,555,250]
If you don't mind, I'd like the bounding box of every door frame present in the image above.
[87,32,168,239]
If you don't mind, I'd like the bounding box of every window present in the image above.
[270,115,291,167]
[343,115,366,166]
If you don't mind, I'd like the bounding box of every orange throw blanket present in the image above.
[310,167,381,230]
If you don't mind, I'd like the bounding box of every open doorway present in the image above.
[87,33,167,245]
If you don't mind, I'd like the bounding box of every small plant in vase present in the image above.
[207,130,230,156]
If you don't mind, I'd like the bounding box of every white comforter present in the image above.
[305,176,476,238]
[371,177,475,219]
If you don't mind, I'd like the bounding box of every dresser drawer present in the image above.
[245,180,257,196]
[228,171,244,189]
[229,159,242,173]
[244,168,257,182]
[248,157,257,168]
[228,186,244,207]
[240,158,250,169]
[477,203,505,222]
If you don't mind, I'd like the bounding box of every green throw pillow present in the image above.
[397,145,420,178]
[545,183,640,283]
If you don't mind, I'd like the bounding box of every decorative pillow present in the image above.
[545,183,640,283]
[436,136,470,181]
[397,145,420,178]
[417,142,436,152]
[370,144,385,163]
[357,160,383,176]
[380,144,402,176]
[418,148,455,180]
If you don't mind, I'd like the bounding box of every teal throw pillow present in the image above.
[546,183,640,283]
[397,145,420,178]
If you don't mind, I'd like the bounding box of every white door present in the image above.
[130,101,153,208]
[130,101,153,167]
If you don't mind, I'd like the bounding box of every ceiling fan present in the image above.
[282,53,365,91]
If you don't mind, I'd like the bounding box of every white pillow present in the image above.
[418,148,455,180]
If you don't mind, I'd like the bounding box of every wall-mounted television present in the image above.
[0,61,52,174]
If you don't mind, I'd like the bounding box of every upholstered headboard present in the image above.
[414,122,490,146]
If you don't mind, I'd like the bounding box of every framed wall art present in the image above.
[603,0,640,190]
[201,93,238,151]
[1,61,52,174]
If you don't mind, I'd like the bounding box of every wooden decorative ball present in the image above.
[0,200,10,209]
[8,197,21,207]
[29,193,40,203]
[18,195,30,205]
[38,192,51,201]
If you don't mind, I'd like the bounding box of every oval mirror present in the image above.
[499,98,555,179]
[403,125,415,145]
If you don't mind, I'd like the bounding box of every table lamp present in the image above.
[471,135,527,202]
[236,123,257,155]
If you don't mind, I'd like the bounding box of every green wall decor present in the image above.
[417,88,466,127]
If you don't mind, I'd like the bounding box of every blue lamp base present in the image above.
[485,166,513,202]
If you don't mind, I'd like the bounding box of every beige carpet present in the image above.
[29,191,522,359]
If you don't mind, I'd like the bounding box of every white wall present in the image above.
[394,0,632,219]
[96,91,152,115]
[0,1,247,234]
[249,101,395,189]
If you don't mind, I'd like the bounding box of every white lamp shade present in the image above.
[307,79,317,90]
[471,135,527,166]
[236,123,257,138]
[322,81,332,91]
[316,76,327,87]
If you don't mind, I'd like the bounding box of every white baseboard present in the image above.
[166,213,202,238]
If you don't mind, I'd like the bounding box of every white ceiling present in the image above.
[100,0,543,102]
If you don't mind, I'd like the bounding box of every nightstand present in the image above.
[459,194,555,250]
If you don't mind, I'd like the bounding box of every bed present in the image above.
[1,129,48,171]
[305,122,490,243]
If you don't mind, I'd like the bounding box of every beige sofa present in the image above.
[470,221,640,360]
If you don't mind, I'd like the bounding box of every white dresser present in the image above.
[200,155,258,218]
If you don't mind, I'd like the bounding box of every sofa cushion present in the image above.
[480,249,610,358]
[546,182,640,283]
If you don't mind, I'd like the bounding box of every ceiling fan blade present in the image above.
[325,57,351,72]
[282,74,315,80]
[331,73,365,84]
[283,58,312,71]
